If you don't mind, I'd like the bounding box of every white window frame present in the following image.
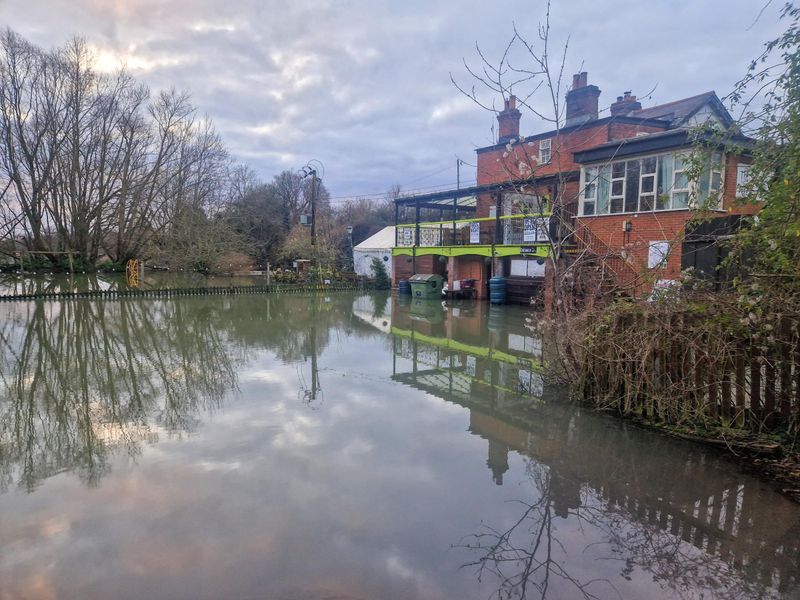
[539,138,551,164]
[578,150,726,216]
[581,166,598,216]
[638,156,657,212]
[609,161,626,214]
[672,154,691,209]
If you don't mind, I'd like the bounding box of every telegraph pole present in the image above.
[310,168,317,248]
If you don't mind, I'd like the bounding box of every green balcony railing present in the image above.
[395,213,551,248]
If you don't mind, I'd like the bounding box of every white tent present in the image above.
[353,226,394,278]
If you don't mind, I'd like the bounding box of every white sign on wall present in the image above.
[469,222,480,244]
[523,218,537,242]
[403,228,413,245]
[648,241,669,269]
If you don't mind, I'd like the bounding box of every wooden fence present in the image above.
[579,309,800,431]
[0,282,374,303]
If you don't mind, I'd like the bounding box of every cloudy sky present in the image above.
[0,0,785,201]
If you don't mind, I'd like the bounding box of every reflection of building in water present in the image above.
[388,299,800,594]
[390,299,545,410]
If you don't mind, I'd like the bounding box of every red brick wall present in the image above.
[476,121,668,186]
[392,254,447,285]
[576,211,692,281]
[477,124,608,185]
[723,154,759,215]
[574,153,761,289]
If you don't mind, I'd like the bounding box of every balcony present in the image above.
[391,180,555,259]
[393,214,551,258]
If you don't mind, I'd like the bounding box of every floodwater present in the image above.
[0,291,798,600]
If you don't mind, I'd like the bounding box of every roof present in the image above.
[475,115,669,154]
[574,129,694,163]
[392,173,576,206]
[573,128,754,164]
[474,92,735,154]
[354,226,395,251]
[632,91,733,127]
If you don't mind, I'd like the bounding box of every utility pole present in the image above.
[300,160,324,278]
[310,168,317,248]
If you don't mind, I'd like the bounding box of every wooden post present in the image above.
[751,345,762,424]
[779,316,792,419]
[735,353,746,428]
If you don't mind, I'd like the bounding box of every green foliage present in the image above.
[724,4,800,290]
[370,257,391,289]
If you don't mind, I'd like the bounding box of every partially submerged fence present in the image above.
[0,282,373,302]
[577,306,800,431]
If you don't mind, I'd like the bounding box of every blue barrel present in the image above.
[488,305,506,331]
[398,279,412,296]
[489,275,507,305]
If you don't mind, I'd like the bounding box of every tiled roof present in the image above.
[632,91,729,126]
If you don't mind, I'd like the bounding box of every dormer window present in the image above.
[539,139,551,164]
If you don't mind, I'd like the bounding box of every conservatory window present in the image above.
[579,151,725,215]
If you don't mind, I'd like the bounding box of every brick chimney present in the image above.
[497,95,521,143]
[610,91,642,117]
[565,72,600,127]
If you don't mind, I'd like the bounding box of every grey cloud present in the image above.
[0,0,785,199]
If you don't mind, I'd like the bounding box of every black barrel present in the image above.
[398,279,412,296]
[489,275,507,305]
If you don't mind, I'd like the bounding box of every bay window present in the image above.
[580,151,724,215]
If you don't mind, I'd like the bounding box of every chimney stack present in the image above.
[610,91,642,117]
[565,72,600,127]
[497,95,521,143]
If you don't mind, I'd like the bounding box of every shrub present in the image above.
[370,257,391,289]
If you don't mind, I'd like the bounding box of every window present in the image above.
[736,164,751,198]
[579,151,725,216]
[672,155,690,208]
[539,138,551,164]
[581,167,597,215]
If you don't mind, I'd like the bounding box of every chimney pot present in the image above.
[571,72,588,90]
[610,90,642,116]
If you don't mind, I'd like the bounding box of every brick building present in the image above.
[392,72,755,301]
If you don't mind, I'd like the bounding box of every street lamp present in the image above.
[346,225,354,271]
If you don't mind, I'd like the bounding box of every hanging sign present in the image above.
[403,228,413,245]
[535,218,549,242]
[469,222,480,244]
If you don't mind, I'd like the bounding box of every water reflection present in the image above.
[387,298,800,598]
[0,291,797,599]
[0,271,278,296]
[0,293,377,492]
[0,299,235,491]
